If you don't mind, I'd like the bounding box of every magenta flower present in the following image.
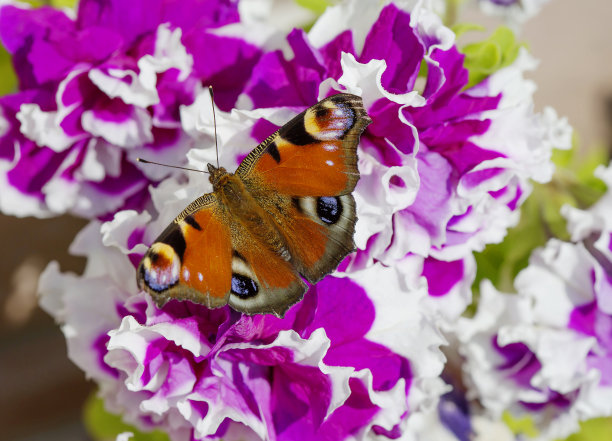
[39,204,445,440]
[30,1,575,440]
[236,1,569,272]
[0,0,263,218]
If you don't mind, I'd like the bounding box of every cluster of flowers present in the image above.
[458,163,612,440]
[0,0,264,217]
[5,0,608,440]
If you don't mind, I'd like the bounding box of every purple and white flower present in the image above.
[456,164,612,439]
[0,0,266,218]
[39,176,448,440]
[231,0,570,272]
[172,0,568,324]
[29,0,579,439]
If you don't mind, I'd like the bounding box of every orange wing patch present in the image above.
[178,209,232,301]
[282,210,328,272]
[253,138,348,196]
[238,238,297,290]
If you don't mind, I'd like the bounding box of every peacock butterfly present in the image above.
[137,93,371,317]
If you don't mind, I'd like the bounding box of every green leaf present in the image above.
[472,194,548,296]
[14,0,77,7]
[464,41,501,70]
[503,412,539,438]
[538,183,574,241]
[459,26,524,89]
[558,418,612,441]
[0,45,17,95]
[50,0,78,7]
[83,393,170,441]
[451,23,485,38]
[295,0,331,14]
[552,139,608,209]
[502,410,612,440]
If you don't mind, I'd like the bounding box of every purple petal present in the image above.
[360,4,423,94]
[184,32,262,110]
[422,257,464,297]
[271,364,332,437]
[301,277,375,345]
[76,0,164,47]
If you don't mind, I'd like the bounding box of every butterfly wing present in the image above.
[137,194,233,308]
[236,93,371,283]
[236,93,370,196]
[226,223,307,316]
[137,193,306,317]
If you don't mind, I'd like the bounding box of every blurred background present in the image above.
[0,0,610,440]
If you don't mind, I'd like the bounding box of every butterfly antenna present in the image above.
[209,86,220,168]
[136,158,209,174]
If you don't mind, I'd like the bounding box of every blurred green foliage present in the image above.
[473,139,609,296]
[504,412,612,441]
[295,0,331,14]
[22,0,77,7]
[458,26,524,89]
[503,412,539,438]
[84,393,170,441]
[0,45,17,95]
[560,418,612,441]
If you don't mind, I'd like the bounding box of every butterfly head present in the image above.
[207,163,229,188]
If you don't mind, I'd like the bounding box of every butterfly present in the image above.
[137,93,371,317]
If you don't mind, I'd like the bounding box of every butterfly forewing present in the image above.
[138,191,307,316]
[236,93,370,196]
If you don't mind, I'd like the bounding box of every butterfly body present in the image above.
[138,93,371,317]
[207,165,291,262]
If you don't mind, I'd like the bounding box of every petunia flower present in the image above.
[32,0,576,439]
[39,174,448,440]
[0,0,266,218]
[237,1,570,269]
[455,164,612,439]
[175,0,569,324]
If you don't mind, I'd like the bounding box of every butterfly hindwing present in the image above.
[287,194,357,283]
[138,194,233,308]
[227,223,307,315]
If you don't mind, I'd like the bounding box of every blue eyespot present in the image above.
[317,196,342,224]
[231,273,258,298]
